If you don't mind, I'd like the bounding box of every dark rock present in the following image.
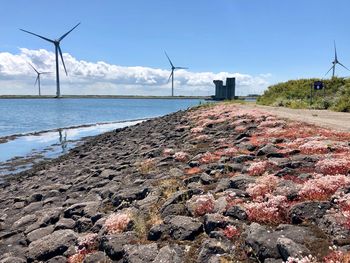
[75,217,93,232]
[235,133,250,140]
[27,225,54,243]
[160,189,202,212]
[64,201,100,219]
[167,216,203,240]
[123,243,159,263]
[37,208,62,227]
[55,218,76,230]
[188,161,200,167]
[28,193,43,203]
[257,144,280,156]
[289,201,332,224]
[231,155,255,163]
[216,175,255,192]
[200,174,215,185]
[183,175,201,185]
[148,224,167,241]
[0,257,26,263]
[197,239,229,263]
[277,237,310,261]
[224,206,248,220]
[111,186,149,207]
[203,213,231,234]
[153,244,184,263]
[83,251,112,263]
[12,214,37,230]
[27,229,78,261]
[100,232,138,260]
[161,204,188,218]
[47,256,67,263]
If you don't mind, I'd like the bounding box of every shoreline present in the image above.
[1,104,350,262]
[0,95,212,100]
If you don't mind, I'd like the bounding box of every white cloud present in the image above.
[0,48,271,96]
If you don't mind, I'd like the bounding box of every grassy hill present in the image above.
[257,77,350,112]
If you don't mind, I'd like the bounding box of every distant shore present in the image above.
[0,95,212,99]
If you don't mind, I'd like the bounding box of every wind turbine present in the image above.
[325,41,350,78]
[165,51,188,97]
[28,63,50,96]
[20,23,80,98]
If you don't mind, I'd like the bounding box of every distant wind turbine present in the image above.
[165,51,188,97]
[325,41,350,78]
[28,63,50,96]
[20,23,80,98]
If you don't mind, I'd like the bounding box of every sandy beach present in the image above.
[1,103,350,263]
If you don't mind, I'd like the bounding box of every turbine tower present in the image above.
[28,63,50,96]
[325,41,350,78]
[165,51,188,97]
[20,23,80,98]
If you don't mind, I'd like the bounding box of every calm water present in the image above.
[0,98,203,177]
[0,98,202,137]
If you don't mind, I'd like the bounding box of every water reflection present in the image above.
[0,120,143,176]
[58,128,68,153]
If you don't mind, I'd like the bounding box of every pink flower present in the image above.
[299,140,329,154]
[187,194,215,216]
[247,161,269,176]
[246,174,279,200]
[163,148,175,156]
[299,174,350,201]
[104,213,131,234]
[222,225,240,239]
[315,158,350,175]
[174,151,190,162]
[245,194,289,224]
[190,127,204,133]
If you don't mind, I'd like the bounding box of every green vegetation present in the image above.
[257,77,350,112]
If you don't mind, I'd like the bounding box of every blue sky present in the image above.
[1,0,350,95]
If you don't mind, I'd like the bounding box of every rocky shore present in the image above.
[1,103,350,263]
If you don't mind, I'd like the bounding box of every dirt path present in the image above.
[240,104,350,132]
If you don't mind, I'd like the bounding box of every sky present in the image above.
[1,0,350,96]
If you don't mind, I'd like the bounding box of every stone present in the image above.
[215,175,255,192]
[166,216,203,240]
[200,173,215,185]
[111,186,149,207]
[203,213,231,234]
[256,144,280,156]
[0,257,26,263]
[47,256,67,263]
[224,205,248,220]
[75,217,93,232]
[28,193,43,203]
[100,232,138,260]
[36,208,62,227]
[153,244,184,263]
[160,189,202,212]
[197,239,229,263]
[27,225,55,243]
[231,155,255,163]
[55,218,76,230]
[161,204,188,218]
[64,201,100,219]
[12,214,37,230]
[148,224,167,241]
[83,251,112,263]
[27,229,78,261]
[277,237,310,261]
[123,243,159,263]
[289,201,332,224]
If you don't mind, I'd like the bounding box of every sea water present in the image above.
[0,98,203,176]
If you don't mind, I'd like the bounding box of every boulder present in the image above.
[83,251,112,263]
[277,237,310,261]
[153,244,184,263]
[26,225,55,243]
[123,243,159,263]
[166,216,203,240]
[100,232,138,260]
[289,201,332,224]
[224,205,248,220]
[197,239,229,263]
[111,186,149,207]
[27,229,78,261]
[64,201,100,219]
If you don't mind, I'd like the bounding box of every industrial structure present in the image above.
[213,77,236,100]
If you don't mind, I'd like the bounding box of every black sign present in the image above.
[314,81,324,90]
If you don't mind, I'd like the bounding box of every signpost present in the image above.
[310,81,325,106]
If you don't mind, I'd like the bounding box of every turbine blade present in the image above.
[28,62,39,73]
[34,76,39,86]
[175,67,188,70]
[164,51,174,68]
[167,71,173,83]
[334,41,338,61]
[20,29,54,43]
[325,65,334,76]
[338,62,350,71]
[59,23,80,41]
[58,45,68,75]
[40,72,52,74]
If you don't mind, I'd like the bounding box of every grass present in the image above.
[257,77,350,112]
